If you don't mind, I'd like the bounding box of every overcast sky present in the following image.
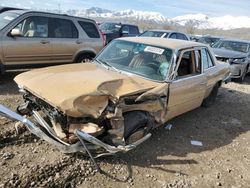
[1,0,250,17]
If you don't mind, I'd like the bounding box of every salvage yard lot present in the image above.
[0,73,250,188]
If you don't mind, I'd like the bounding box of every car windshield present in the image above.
[140,31,168,38]
[99,22,121,32]
[213,40,250,53]
[0,11,20,30]
[96,40,173,81]
[198,37,220,46]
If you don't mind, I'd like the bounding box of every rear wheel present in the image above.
[77,54,94,63]
[202,83,219,108]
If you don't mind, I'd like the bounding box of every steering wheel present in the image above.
[147,60,160,71]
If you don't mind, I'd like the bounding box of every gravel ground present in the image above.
[0,72,250,188]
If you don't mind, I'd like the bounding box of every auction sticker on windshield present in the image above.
[144,46,164,55]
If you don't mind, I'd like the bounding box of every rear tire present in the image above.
[202,83,219,108]
[77,54,94,63]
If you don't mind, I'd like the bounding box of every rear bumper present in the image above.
[0,105,151,157]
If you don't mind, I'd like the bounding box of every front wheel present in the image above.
[201,83,219,108]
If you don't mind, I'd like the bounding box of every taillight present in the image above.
[101,32,106,47]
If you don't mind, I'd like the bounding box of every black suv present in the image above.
[99,22,139,44]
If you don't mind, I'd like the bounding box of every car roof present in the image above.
[101,21,137,27]
[146,29,180,33]
[117,37,206,50]
[201,35,222,39]
[3,9,96,22]
[0,6,23,13]
[2,9,27,15]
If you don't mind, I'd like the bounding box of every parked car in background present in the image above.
[190,34,202,42]
[99,22,140,44]
[0,37,229,157]
[0,10,104,75]
[139,29,190,41]
[198,35,222,46]
[212,39,250,82]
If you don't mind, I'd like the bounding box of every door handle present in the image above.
[40,39,50,44]
[200,82,207,85]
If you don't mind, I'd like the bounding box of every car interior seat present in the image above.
[24,21,36,37]
[177,58,193,76]
[129,52,145,68]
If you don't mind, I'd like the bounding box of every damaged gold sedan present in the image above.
[0,37,230,157]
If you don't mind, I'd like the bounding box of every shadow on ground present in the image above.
[0,72,24,95]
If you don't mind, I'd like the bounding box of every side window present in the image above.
[78,21,100,38]
[49,18,78,38]
[13,16,48,38]
[129,26,139,35]
[169,33,177,39]
[121,25,129,33]
[176,50,200,78]
[201,48,214,70]
[177,33,188,40]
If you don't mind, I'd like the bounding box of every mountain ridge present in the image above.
[49,7,250,30]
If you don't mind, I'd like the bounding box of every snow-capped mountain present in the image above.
[172,13,250,30]
[172,13,209,27]
[65,7,168,24]
[57,7,250,30]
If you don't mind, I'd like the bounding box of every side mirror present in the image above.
[10,29,23,37]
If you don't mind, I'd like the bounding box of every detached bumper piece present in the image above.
[0,105,151,158]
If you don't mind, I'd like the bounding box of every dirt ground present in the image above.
[0,72,250,188]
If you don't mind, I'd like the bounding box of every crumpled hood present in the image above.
[14,63,161,117]
[213,48,247,59]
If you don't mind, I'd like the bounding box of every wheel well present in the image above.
[217,80,222,87]
[0,62,5,74]
[74,51,96,62]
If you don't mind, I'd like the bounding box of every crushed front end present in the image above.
[0,85,168,157]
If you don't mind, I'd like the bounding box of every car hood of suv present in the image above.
[213,48,247,59]
[14,63,162,117]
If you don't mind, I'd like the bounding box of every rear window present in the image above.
[78,21,100,38]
